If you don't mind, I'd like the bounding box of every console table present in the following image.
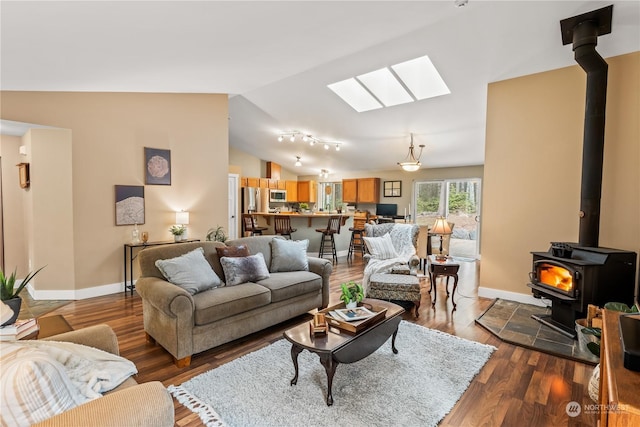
[123,239,200,295]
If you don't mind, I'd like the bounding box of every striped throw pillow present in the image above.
[0,343,87,426]
[364,233,398,260]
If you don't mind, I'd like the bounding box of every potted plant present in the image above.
[206,225,228,243]
[340,281,364,308]
[299,202,309,213]
[1,266,45,326]
[169,225,186,242]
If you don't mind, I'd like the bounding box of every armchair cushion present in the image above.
[363,233,398,260]
[0,344,87,426]
[155,247,222,294]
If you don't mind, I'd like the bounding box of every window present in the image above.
[318,182,343,212]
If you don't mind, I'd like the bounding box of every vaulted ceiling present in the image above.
[2,1,639,175]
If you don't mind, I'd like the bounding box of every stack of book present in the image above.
[0,318,39,340]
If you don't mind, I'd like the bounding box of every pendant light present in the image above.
[398,133,425,172]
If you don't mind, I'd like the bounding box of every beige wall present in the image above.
[1,92,229,296]
[481,52,639,297]
[229,147,299,180]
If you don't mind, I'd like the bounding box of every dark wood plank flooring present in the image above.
[43,257,597,427]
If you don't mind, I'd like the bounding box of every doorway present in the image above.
[228,174,239,240]
[414,179,481,259]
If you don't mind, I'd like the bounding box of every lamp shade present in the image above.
[431,217,452,235]
[176,211,190,225]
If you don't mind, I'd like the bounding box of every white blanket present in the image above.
[362,224,417,295]
[9,340,137,400]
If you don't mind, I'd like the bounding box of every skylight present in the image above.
[328,54,450,112]
[357,67,413,107]
[391,55,450,100]
[327,78,383,112]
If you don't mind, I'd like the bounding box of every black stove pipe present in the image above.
[562,6,612,248]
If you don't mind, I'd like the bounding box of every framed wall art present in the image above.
[115,185,145,225]
[384,180,402,197]
[144,147,171,185]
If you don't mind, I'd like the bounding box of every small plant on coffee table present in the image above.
[340,281,364,307]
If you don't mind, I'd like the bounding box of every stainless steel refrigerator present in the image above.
[242,187,266,213]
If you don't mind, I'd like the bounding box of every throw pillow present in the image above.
[215,245,250,258]
[364,233,398,260]
[0,344,88,427]
[220,252,270,286]
[270,238,309,273]
[155,247,222,295]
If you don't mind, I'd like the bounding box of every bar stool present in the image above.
[315,215,341,264]
[274,215,297,239]
[347,213,368,262]
[242,214,268,236]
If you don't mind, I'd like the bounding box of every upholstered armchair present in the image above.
[363,222,420,271]
[361,223,420,293]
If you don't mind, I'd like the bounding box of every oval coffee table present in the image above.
[283,299,404,406]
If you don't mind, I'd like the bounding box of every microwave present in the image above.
[269,189,287,202]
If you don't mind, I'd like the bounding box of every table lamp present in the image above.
[431,217,452,261]
[176,210,190,239]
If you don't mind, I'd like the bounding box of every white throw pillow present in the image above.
[0,344,88,427]
[364,233,398,260]
[270,238,309,272]
[155,247,222,294]
[220,252,270,286]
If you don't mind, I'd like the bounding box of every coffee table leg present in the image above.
[319,353,337,406]
[391,327,399,354]
[290,344,303,386]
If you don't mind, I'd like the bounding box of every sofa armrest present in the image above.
[307,256,332,308]
[136,276,195,318]
[32,381,174,427]
[42,324,120,355]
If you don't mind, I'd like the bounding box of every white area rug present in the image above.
[169,321,496,427]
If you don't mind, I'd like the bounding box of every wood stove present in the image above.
[528,244,637,337]
[527,6,638,338]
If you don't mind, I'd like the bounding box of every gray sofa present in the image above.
[136,236,332,367]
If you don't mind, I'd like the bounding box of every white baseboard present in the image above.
[26,282,126,301]
[478,286,549,307]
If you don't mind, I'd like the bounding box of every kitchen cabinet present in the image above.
[297,180,317,203]
[259,178,270,188]
[276,180,287,190]
[343,179,358,203]
[266,162,281,180]
[245,177,259,188]
[357,178,380,203]
[286,180,298,202]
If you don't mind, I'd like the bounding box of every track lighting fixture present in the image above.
[277,131,342,153]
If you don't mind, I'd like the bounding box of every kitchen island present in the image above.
[251,212,354,255]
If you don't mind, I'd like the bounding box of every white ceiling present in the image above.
[2,1,639,175]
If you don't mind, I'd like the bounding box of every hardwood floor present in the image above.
[42,257,598,427]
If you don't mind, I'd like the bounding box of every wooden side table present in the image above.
[427,255,460,310]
